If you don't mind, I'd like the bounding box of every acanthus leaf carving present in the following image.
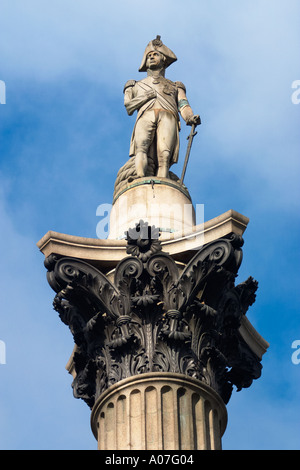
[45,226,263,407]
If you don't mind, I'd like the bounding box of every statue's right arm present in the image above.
[124,80,156,116]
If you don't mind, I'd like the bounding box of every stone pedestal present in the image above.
[91,372,227,450]
[109,177,196,240]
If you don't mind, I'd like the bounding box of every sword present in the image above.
[180,122,199,185]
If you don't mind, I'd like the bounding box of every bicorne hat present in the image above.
[139,35,177,72]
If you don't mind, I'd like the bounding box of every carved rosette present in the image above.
[45,221,262,409]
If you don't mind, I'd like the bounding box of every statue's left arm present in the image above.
[176,82,201,126]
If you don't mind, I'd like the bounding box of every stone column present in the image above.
[42,218,268,450]
[91,372,227,450]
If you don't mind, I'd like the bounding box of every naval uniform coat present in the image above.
[124,76,187,166]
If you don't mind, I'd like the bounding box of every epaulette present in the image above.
[123,80,136,93]
[165,78,175,85]
[175,81,186,93]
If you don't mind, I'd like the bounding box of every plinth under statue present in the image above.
[37,36,269,450]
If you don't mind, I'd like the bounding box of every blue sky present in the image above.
[0,0,299,450]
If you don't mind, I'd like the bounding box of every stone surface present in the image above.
[38,212,269,450]
[91,372,227,450]
[108,177,196,240]
[42,221,268,410]
[37,209,249,271]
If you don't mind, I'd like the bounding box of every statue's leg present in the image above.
[134,112,156,177]
[156,112,177,178]
[135,152,148,177]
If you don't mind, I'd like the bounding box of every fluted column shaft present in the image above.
[91,372,227,451]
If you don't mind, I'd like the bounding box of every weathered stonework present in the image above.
[38,208,269,450]
[91,372,227,450]
[44,221,264,413]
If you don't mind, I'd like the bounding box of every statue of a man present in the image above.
[124,36,200,179]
